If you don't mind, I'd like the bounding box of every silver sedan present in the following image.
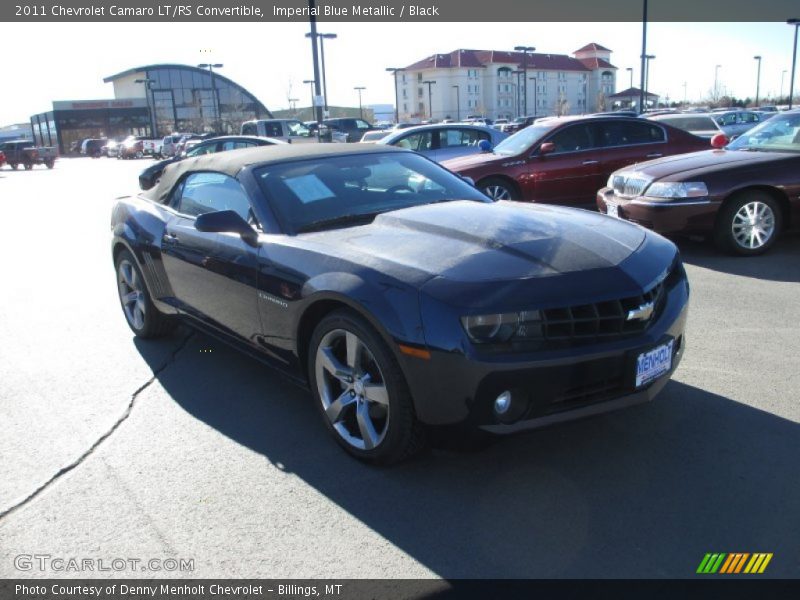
[376,124,508,162]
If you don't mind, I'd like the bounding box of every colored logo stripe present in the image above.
[697,552,773,574]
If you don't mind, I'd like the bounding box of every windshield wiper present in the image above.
[296,212,379,233]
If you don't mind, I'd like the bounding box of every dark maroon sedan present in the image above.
[443,116,709,209]
[596,110,800,255]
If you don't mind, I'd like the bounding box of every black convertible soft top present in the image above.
[143,143,408,204]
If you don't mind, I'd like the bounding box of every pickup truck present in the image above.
[0,140,57,169]
[142,138,163,157]
[240,119,347,144]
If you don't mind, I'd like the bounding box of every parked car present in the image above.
[493,118,510,130]
[358,130,391,143]
[0,140,57,169]
[138,135,285,190]
[0,150,5,167]
[161,134,184,158]
[118,136,146,159]
[646,112,763,139]
[112,143,689,464]
[242,119,320,144]
[596,110,800,256]
[443,116,709,209]
[81,138,108,158]
[377,124,508,163]
[501,115,537,134]
[322,118,376,143]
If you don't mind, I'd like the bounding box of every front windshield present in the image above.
[727,112,800,153]
[492,122,558,155]
[254,151,490,233]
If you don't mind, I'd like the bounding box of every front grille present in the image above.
[540,281,665,342]
[612,175,649,198]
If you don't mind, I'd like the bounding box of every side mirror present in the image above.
[195,210,258,246]
[539,141,555,156]
[710,133,728,149]
[478,139,492,153]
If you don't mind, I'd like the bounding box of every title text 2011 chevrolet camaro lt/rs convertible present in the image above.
[111,144,689,464]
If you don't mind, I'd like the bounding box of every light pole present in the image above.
[197,62,223,133]
[753,55,762,107]
[135,78,157,137]
[422,80,436,119]
[512,70,523,117]
[780,70,787,100]
[306,32,336,114]
[714,64,721,101]
[386,67,403,123]
[303,79,316,119]
[626,67,633,89]
[354,86,366,119]
[788,19,799,109]
[639,0,648,113]
[644,54,655,109]
[306,0,323,125]
[452,85,460,121]
[514,45,535,116]
[529,76,538,116]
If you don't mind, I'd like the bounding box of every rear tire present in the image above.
[23,162,33,170]
[115,249,176,338]
[479,177,518,201]
[308,309,426,465]
[714,192,781,256]
[10,163,18,170]
[45,159,54,169]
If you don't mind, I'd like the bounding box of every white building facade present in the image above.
[397,44,617,121]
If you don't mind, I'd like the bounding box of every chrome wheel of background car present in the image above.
[484,185,511,200]
[315,329,390,451]
[731,201,775,250]
[117,259,146,331]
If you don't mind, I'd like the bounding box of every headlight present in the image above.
[607,173,622,188]
[461,310,542,344]
[644,181,708,200]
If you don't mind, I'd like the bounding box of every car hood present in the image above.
[618,149,793,181]
[441,152,512,172]
[293,201,670,308]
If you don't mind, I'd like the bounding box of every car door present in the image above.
[160,171,261,341]
[391,130,434,155]
[590,120,668,184]
[433,127,491,162]
[529,123,601,208]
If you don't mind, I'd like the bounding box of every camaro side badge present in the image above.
[626,301,655,321]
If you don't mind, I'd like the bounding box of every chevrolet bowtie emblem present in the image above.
[626,301,655,321]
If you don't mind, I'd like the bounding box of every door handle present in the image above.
[582,160,599,165]
[646,153,662,158]
[164,231,179,241]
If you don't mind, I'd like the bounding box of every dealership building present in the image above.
[30,64,272,153]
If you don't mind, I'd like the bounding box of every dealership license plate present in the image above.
[635,340,674,387]
[606,202,619,218]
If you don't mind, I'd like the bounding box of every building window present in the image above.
[417,72,423,81]
[402,74,407,84]
[558,72,566,81]
[418,87,423,98]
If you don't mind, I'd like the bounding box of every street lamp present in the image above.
[452,85,461,121]
[306,32,337,114]
[422,80,436,119]
[753,55,762,107]
[644,54,655,109]
[303,79,316,118]
[514,45,535,116]
[354,86,366,119]
[135,78,157,137]
[714,65,721,101]
[639,0,649,113]
[788,19,799,109]
[512,70,523,117]
[197,63,223,133]
[386,67,404,123]
[626,67,633,89]
[529,76,538,117]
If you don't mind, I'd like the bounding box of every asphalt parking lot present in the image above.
[0,157,798,579]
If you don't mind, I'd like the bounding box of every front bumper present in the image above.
[400,271,689,430]
[596,187,718,235]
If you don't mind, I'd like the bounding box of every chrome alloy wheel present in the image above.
[732,201,776,250]
[118,259,146,331]
[484,185,511,200]
[315,329,390,450]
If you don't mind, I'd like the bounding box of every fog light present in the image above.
[494,391,512,415]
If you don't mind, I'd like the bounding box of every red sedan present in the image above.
[443,116,709,209]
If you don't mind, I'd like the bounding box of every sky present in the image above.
[0,21,797,125]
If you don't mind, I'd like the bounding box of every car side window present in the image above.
[241,123,257,136]
[440,128,490,148]
[174,172,253,222]
[596,121,665,146]
[263,123,283,137]
[356,120,371,130]
[394,131,433,151]
[186,143,217,157]
[221,141,255,151]
[548,125,593,153]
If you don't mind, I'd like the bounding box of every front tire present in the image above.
[714,192,781,256]
[479,177,518,201]
[115,249,176,338]
[308,310,425,465]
